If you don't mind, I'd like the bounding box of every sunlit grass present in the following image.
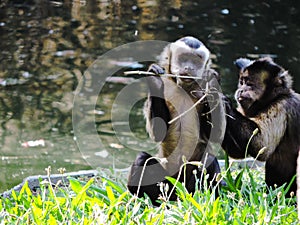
[0,159,298,224]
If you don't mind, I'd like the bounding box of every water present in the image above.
[0,0,299,192]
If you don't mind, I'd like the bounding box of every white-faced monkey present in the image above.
[222,57,300,195]
[127,36,225,205]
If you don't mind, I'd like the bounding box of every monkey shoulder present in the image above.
[285,92,300,117]
[249,98,288,159]
[284,92,300,144]
[250,93,300,159]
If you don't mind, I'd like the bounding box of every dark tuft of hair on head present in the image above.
[179,36,203,49]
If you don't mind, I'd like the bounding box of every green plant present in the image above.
[0,163,298,224]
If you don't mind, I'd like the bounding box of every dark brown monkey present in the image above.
[222,57,300,194]
[127,36,225,205]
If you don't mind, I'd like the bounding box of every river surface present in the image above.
[0,0,299,192]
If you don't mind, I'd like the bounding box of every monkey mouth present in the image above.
[237,97,244,102]
[178,73,194,82]
[238,96,248,103]
[237,96,251,103]
[237,96,253,109]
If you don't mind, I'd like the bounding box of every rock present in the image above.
[1,170,99,198]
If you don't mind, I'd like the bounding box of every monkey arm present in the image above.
[144,65,171,142]
[221,97,259,159]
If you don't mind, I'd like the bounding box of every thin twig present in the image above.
[126,70,223,125]
[244,128,259,159]
[166,159,206,202]
[124,71,156,76]
[124,70,204,80]
[136,156,167,198]
[168,82,210,124]
[168,93,208,124]
[225,113,235,120]
[201,99,220,116]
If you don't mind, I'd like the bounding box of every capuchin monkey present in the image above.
[127,36,225,205]
[222,57,300,195]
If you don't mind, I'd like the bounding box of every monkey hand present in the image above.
[146,64,166,93]
[203,68,220,83]
[190,89,206,99]
[148,63,165,75]
[221,94,235,117]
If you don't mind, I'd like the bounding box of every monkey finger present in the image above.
[148,63,165,75]
[190,90,205,99]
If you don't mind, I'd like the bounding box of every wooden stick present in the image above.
[124,71,155,76]
[124,70,204,80]
[125,70,222,124]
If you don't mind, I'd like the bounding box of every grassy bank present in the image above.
[0,160,298,224]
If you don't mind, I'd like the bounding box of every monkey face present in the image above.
[235,68,268,112]
[234,57,292,116]
[169,39,210,82]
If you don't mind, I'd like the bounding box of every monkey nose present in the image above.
[184,66,194,72]
[180,68,193,76]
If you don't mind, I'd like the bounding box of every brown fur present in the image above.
[128,36,223,204]
[223,57,300,194]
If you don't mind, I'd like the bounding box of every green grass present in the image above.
[0,160,298,224]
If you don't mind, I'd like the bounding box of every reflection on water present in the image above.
[0,0,299,192]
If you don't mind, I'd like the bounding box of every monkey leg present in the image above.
[265,157,297,195]
[205,154,226,188]
[185,153,224,193]
[127,152,224,205]
[127,151,174,205]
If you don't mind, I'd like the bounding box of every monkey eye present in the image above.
[240,77,252,85]
[240,79,254,87]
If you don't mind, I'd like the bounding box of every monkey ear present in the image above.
[262,58,293,88]
[234,58,253,71]
[159,44,171,71]
[274,70,293,88]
